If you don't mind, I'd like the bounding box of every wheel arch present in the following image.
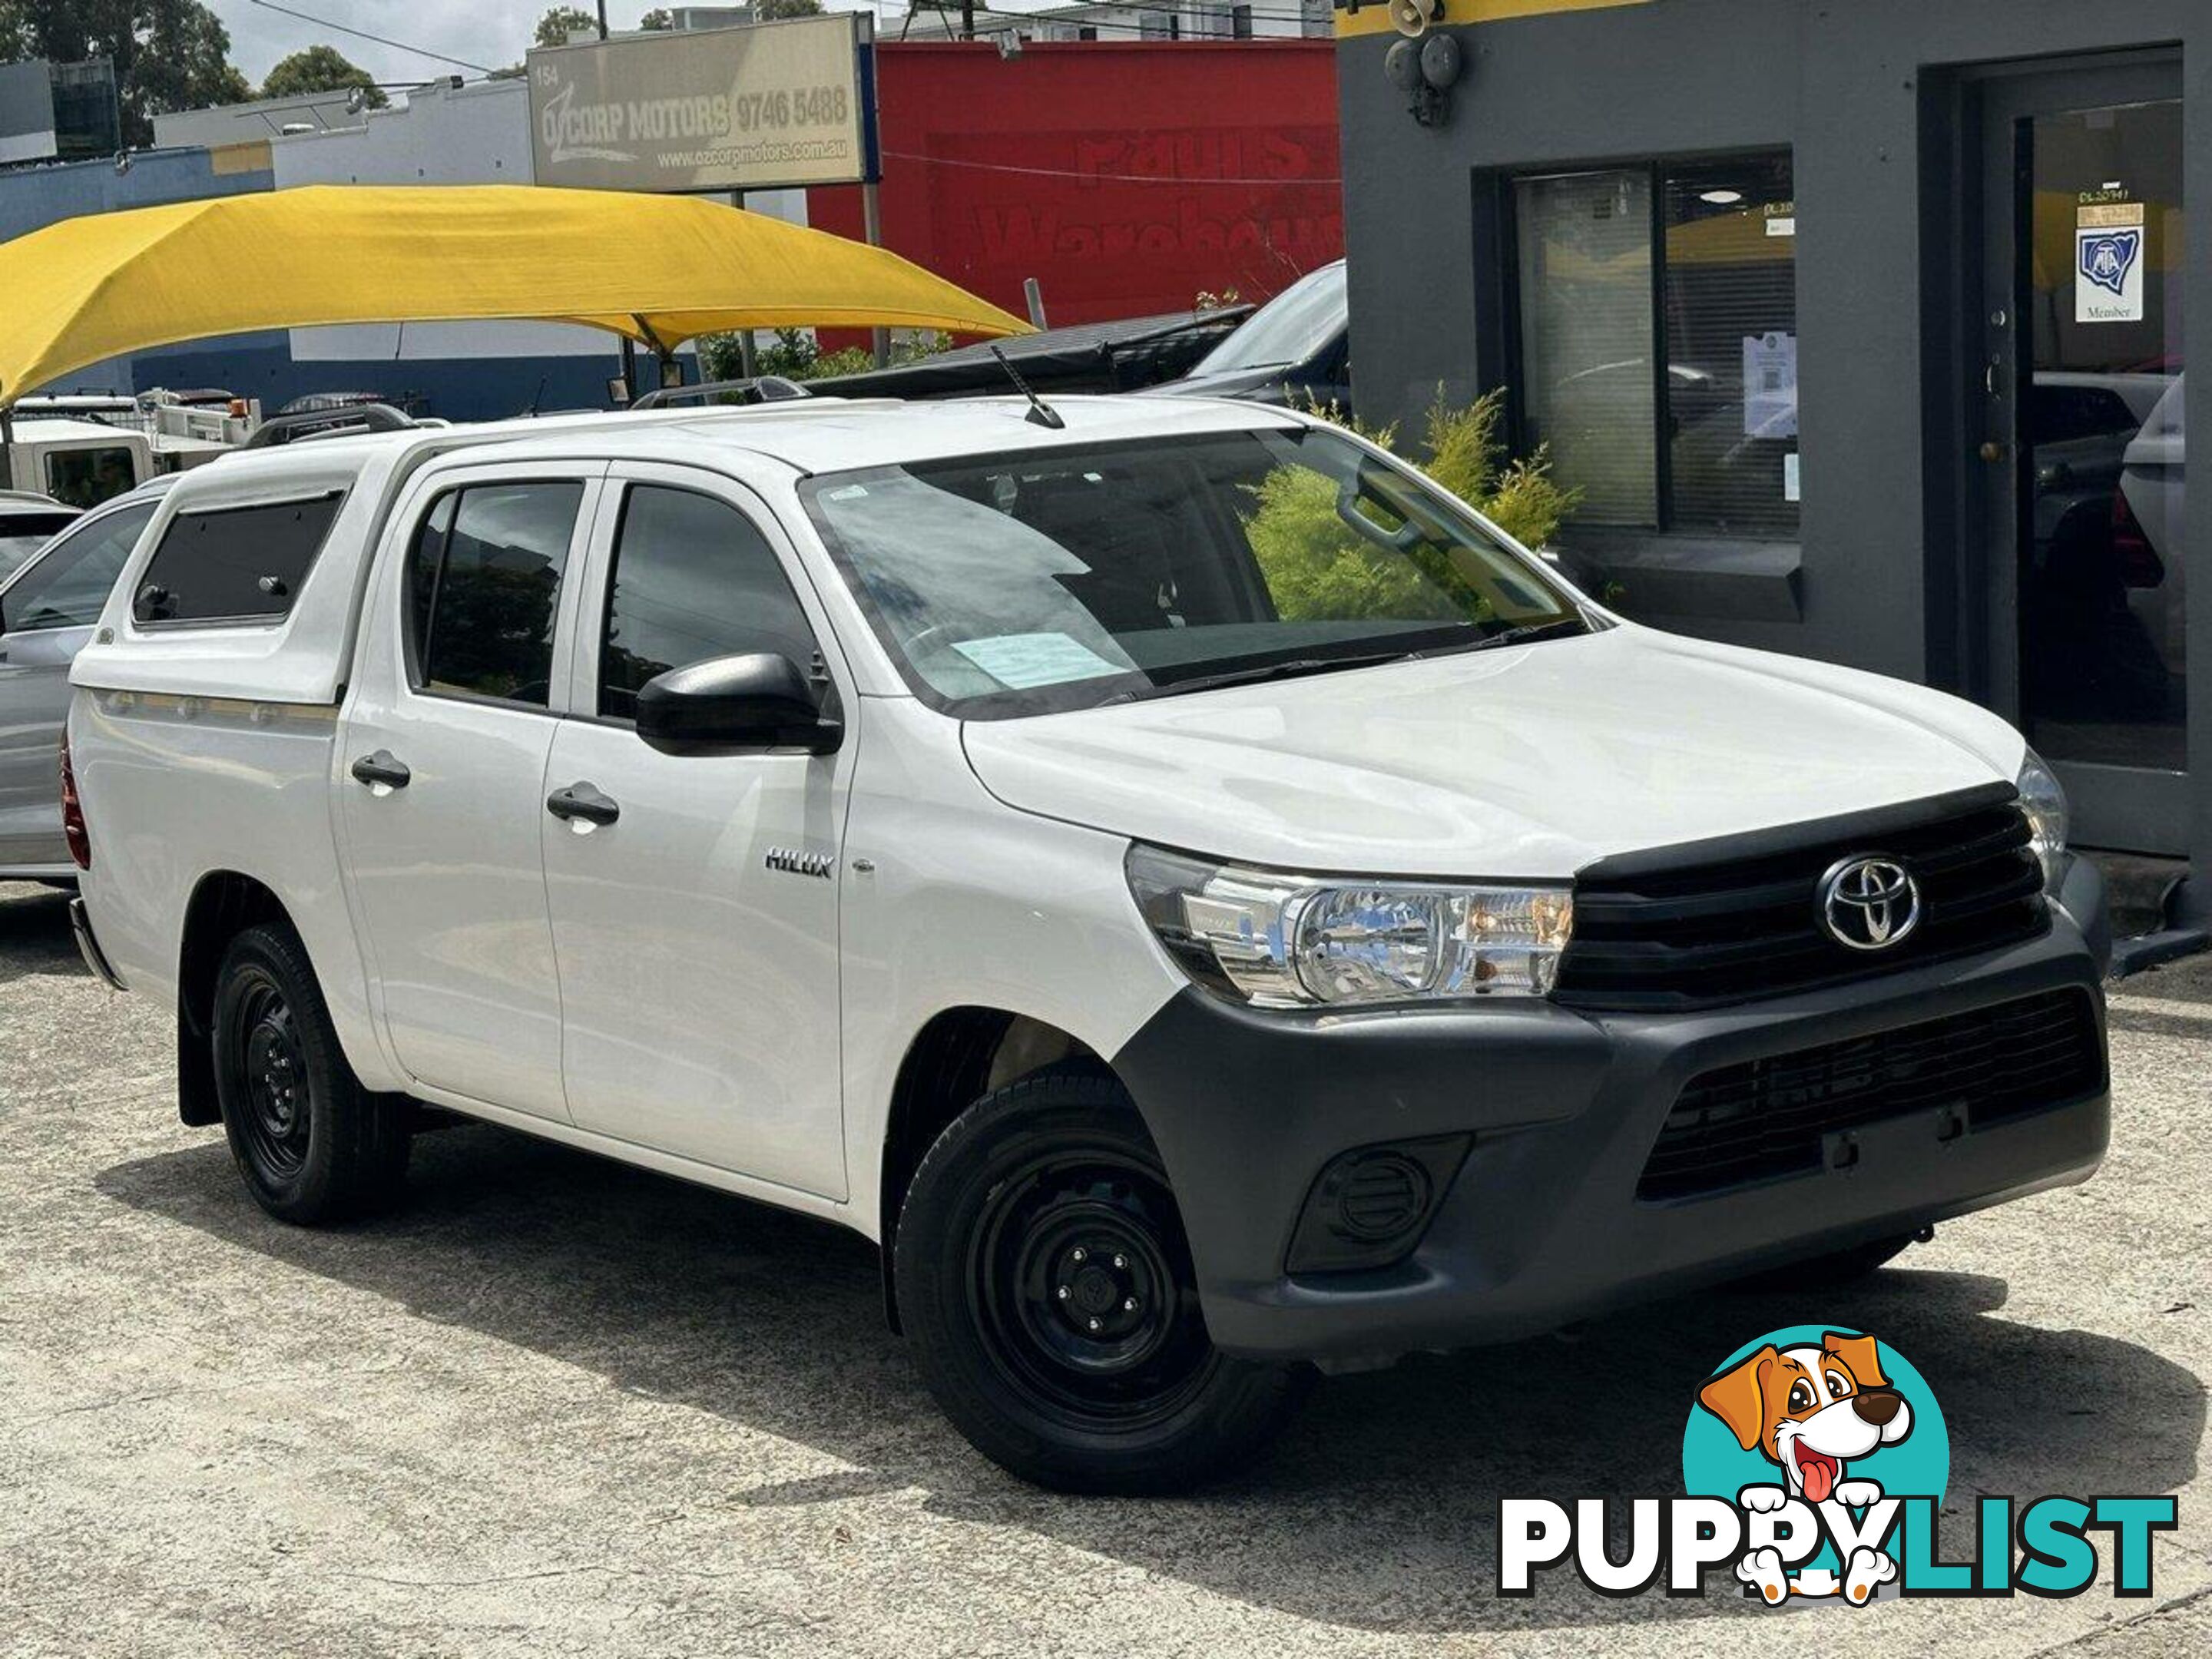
[173,871,304,1127]
[876,1005,1118,1333]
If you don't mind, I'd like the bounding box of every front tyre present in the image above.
[210,924,409,1224]
[895,1070,1309,1494]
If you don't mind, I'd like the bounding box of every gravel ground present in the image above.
[2,878,2206,1657]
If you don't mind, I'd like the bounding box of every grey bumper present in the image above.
[1111,860,2111,1366]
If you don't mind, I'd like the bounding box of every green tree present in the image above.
[756,0,823,18]
[0,1,251,147]
[260,44,386,109]
[638,7,673,26]
[534,5,599,47]
[1243,389,1581,621]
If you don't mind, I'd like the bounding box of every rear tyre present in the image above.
[895,1069,1310,1494]
[210,924,409,1224]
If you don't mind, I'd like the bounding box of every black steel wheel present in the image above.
[228,971,313,1184]
[210,924,410,1224]
[972,1145,1216,1430]
[896,1069,1309,1493]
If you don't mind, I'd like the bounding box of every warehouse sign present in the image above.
[528,15,876,194]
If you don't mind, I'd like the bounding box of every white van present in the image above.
[3,416,157,508]
[65,397,2110,1492]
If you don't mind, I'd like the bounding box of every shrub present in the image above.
[697,326,951,384]
[1243,388,1581,621]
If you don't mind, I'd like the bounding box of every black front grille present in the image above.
[1637,988,2104,1201]
[1556,791,2048,1012]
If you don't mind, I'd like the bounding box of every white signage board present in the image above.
[528,15,874,195]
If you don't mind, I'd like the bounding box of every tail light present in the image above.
[59,733,90,871]
[2112,485,2165,589]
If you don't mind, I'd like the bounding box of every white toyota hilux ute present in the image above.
[67,396,2111,1493]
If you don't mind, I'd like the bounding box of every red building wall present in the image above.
[809,41,1343,329]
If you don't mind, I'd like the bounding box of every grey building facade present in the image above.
[1337,0,2210,917]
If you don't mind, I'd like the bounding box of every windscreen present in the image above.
[0,512,78,582]
[801,426,1586,720]
[1190,263,1347,376]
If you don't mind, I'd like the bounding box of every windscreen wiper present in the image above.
[1124,650,1419,701]
[1473,618,1591,651]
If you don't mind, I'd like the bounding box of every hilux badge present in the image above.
[1819,857,1920,952]
[765,847,836,879]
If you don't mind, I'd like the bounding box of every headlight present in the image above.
[1127,845,1573,1008]
[2016,749,2069,888]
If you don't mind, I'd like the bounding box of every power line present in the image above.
[245,1,497,75]
[884,149,1339,184]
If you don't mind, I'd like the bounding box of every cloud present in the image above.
[208,2,603,84]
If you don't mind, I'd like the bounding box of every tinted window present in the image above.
[2,502,156,633]
[600,487,819,720]
[409,482,583,707]
[45,446,138,508]
[133,494,343,625]
[1515,151,1800,541]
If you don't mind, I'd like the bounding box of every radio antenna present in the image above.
[989,344,1065,430]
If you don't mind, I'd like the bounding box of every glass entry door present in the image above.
[1980,62,2186,852]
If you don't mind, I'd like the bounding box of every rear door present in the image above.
[338,464,601,1121]
[541,465,852,1197]
[0,497,157,869]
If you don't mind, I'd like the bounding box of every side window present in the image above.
[598,486,821,722]
[408,482,584,708]
[45,446,139,510]
[1,502,156,633]
[133,493,344,626]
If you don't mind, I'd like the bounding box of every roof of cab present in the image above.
[74,395,1308,709]
[435,394,1305,478]
[146,393,1300,515]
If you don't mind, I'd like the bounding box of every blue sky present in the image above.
[208,2,914,84]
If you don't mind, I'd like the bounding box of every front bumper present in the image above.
[1109,855,2111,1366]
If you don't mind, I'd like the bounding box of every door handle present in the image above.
[349,750,412,791]
[546,780,621,830]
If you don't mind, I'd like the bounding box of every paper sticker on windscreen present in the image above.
[952,632,1129,690]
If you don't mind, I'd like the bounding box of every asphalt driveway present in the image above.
[2,879,2206,1657]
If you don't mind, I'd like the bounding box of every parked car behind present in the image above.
[0,490,80,583]
[1153,259,1349,408]
[808,306,1253,402]
[68,398,2108,1495]
[0,478,171,879]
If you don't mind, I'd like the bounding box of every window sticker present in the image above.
[951,631,1128,690]
[1743,332,1799,441]
[2077,202,2147,324]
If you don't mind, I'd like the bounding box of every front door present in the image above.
[541,467,851,1200]
[1978,61,2186,851]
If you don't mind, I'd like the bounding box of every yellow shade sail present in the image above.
[0,184,1031,402]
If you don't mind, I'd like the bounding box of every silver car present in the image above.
[0,478,172,879]
[0,491,82,584]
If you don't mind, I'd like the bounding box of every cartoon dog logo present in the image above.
[1697,1332,1913,1604]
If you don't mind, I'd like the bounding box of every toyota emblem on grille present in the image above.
[1820,856,1922,952]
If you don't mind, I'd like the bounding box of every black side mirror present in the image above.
[634,652,841,757]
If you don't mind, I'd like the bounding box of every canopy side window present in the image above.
[132,492,345,628]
